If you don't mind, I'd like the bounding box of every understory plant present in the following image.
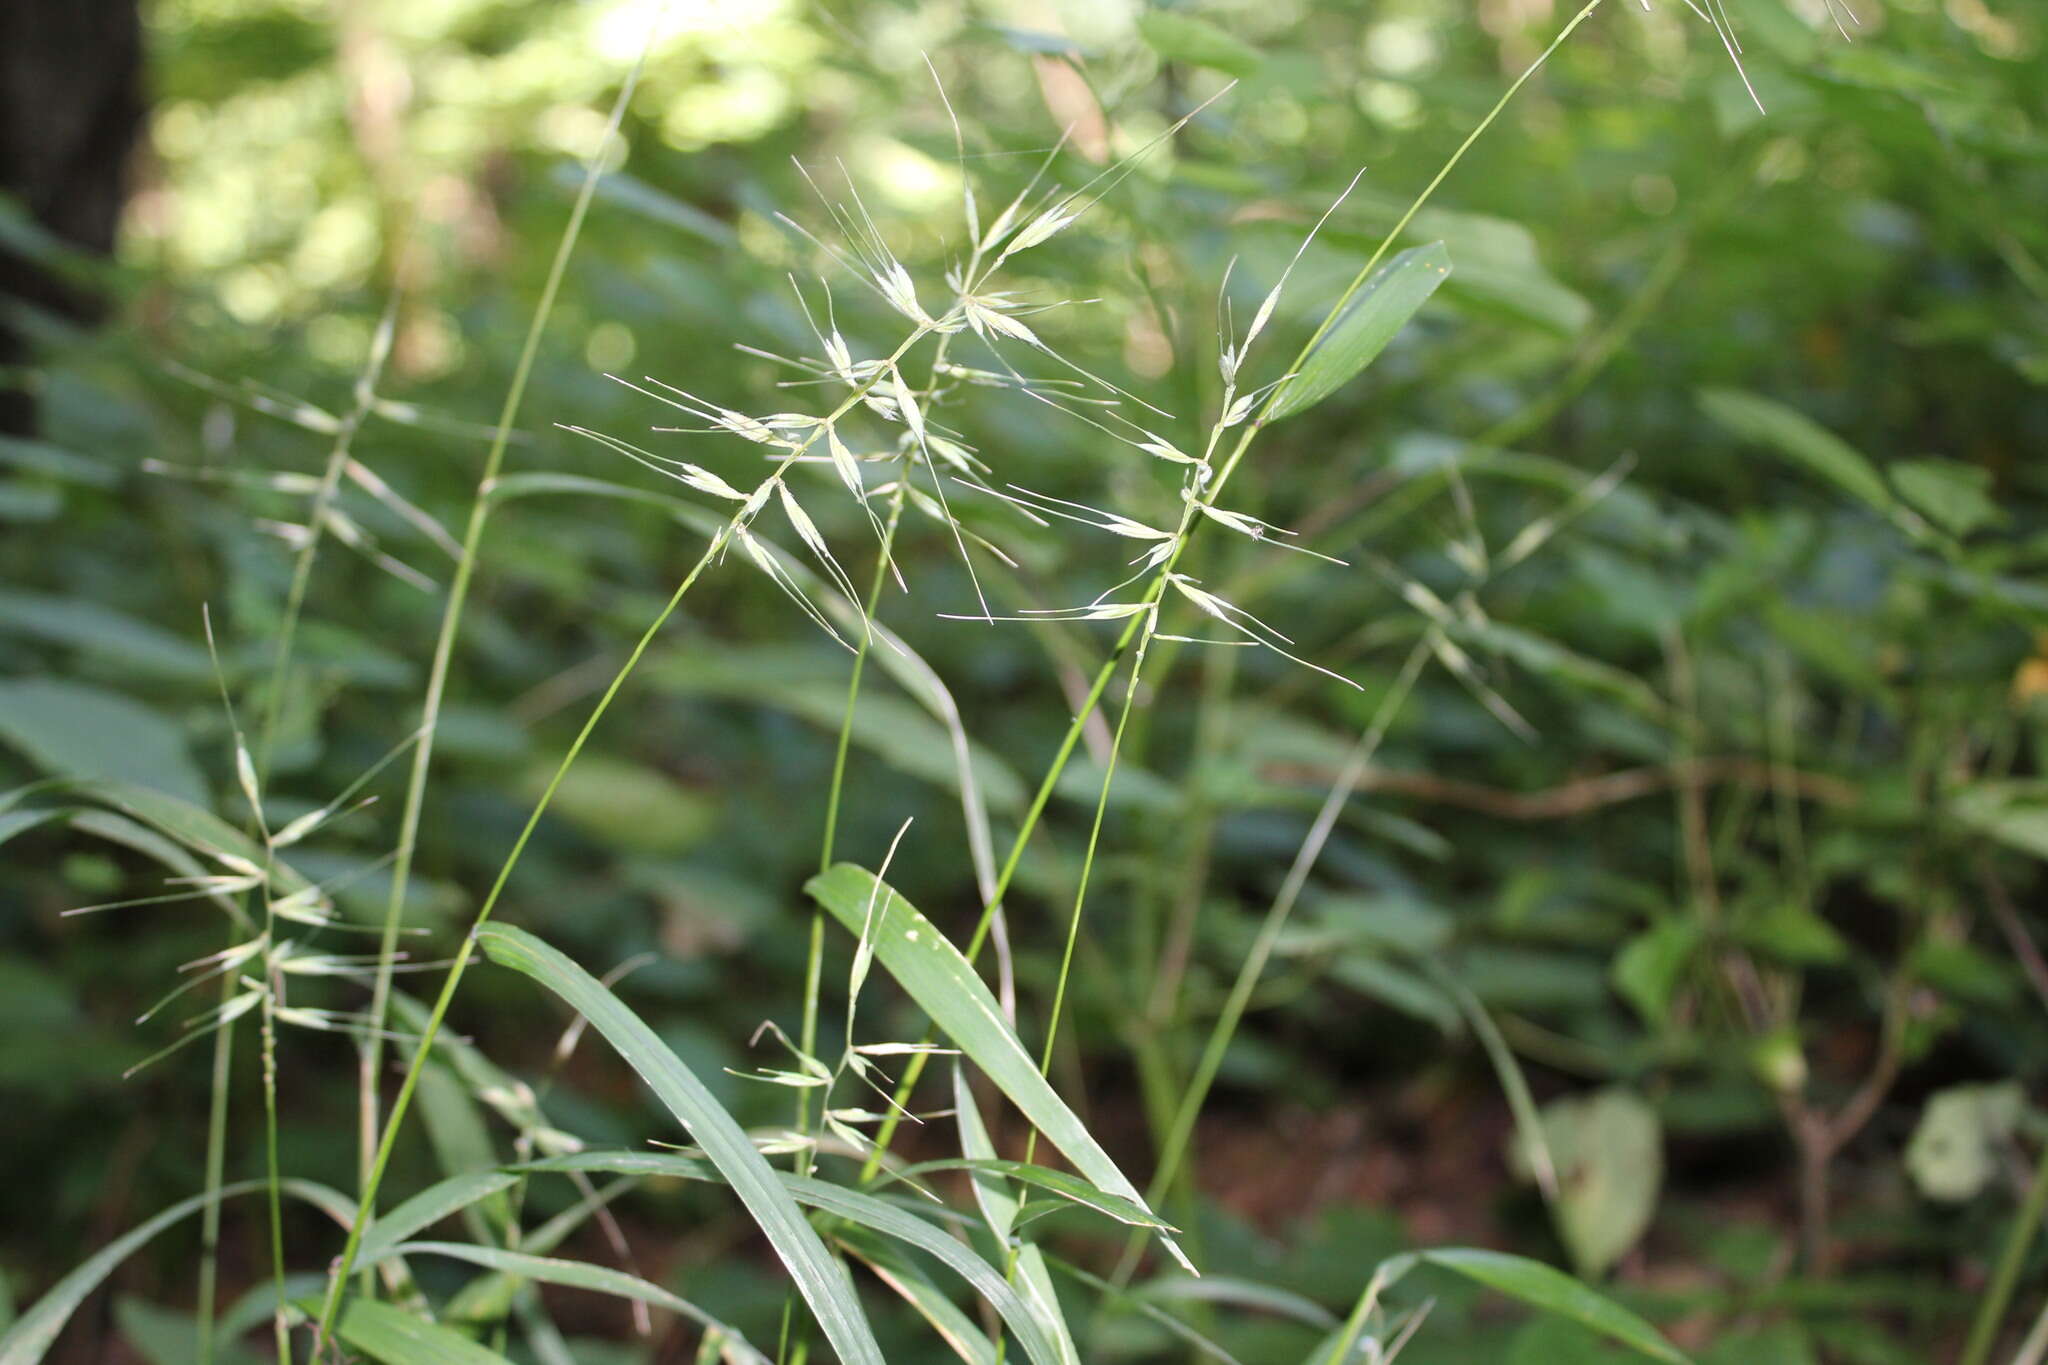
[6,1,2043,1363]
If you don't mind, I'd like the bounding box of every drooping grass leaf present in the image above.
[355,1170,520,1268]
[835,1227,1000,1365]
[954,1065,1078,1365]
[890,1159,1170,1229]
[1267,242,1451,421]
[0,1180,352,1365]
[325,1297,513,1365]
[1379,1248,1689,1364]
[390,1244,767,1364]
[473,924,886,1365]
[804,864,1188,1272]
[0,591,212,679]
[521,1151,1072,1365]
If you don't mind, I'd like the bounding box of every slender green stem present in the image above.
[193,299,396,1364]
[315,531,722,1353]
[1962,1135,2048,1365]
[259,989,290,1362]
[195,999,233,1365]
[855,3,1606,1187]
[316,315,934,1354]
[799,487,906,1152]
[355,50,651,1254]
[1320,1265,1391,1365]
[1037,631,1149,1084]
[1114,638,1430,1284]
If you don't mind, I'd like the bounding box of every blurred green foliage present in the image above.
[3,0,2048,1359]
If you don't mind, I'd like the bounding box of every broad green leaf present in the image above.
[1267,242,1451,421]
[0,591,211,679]
[1137,12,1262,78]
[1890,458,1998,537]
[0,808,65,850]
[326,1298,511,1365]
[581,170,738,247]
[1134,1275,1335,1329]
[1698,389,1929,541]
[353,1169,520,1269]
[0,435,115,487]
[1329,955,1458,1032]
[474,924,886,1365]
[1612,920,1701,1024]
[1952,781,2048,861]
[527,754,715,854]
[522,1151,1072,1365]
[415,1063,514,1241]
[805,864,1188,1272]
[1509,1088,1663,1278]
[390,1243,767,1363]
[0,680,207,806]
[1905,1082,2023,1202]
[0,1180,352,1365]
[115,1296,263,1365]
[1379,1248,1689,1363]
[650,651,1024,813]
[1736,902,1849,966]
[0,482,60,522]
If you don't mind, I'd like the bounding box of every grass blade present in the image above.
[1378,1249,1689,1364]
[1266,242,1452,421]
[804,864,1188,1273]
[522,1152,1070,1365]
[0,1179,351,1365]
[391,1243,768,1364]
[473,924,886,1365]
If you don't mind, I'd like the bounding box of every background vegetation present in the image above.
[3,0,2047,1361]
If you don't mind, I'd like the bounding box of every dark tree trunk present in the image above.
[0,0,144,434]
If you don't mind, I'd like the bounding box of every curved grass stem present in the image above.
[354,40,653,1261]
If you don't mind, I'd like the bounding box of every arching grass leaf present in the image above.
[473,924,886,1365]
[1378,1249,1689,1363]
[804,864,1188,1273]
[390,1244,767,1363]
[521,1151,1071,1365]
[0,1180,352,1365]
